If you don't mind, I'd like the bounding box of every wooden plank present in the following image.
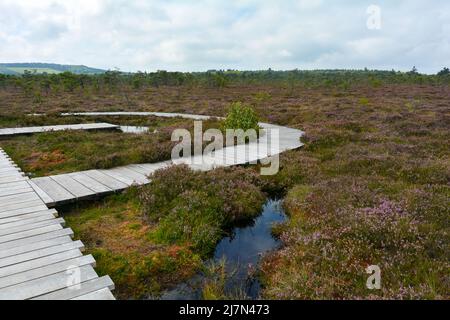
[0,123,120,137]
[108,167,149,184]
[115,167,151,184]
[33,276,114,300]
[72,288,115,300]
[27,180,55,207]
[126,162,172,175]
[0,213,58,230]
[0,218,64,237]
[31,177,75,204]
[0,189,40,206]
[0,171,24,179]
[82,170,128,191]
[99,169,138,186]
[0,209,58,225]
[0,199,44,213]
[0,228,73,251]
[0,204,50,219]
[0,167,21,173]
[0,194,41,209]
[50,175,94,198]
[0,236,73,259]
[0,241,84,269]
[0,192,38,203]
[0,181,31,191]
[68,172,112,194]
[0,265,98,300]
[0,224,63,244]
[0,191,38,203]
[0,175,27,184]
[0,249,84,281]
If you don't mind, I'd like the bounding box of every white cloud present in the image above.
[0,0,449,73]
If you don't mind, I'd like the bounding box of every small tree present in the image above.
[409,66,419,75]
[437,67,450,76]
[223,102,260,132]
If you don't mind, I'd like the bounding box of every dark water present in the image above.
[161,199,287,300]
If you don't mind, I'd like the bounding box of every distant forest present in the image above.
[0,69,449,98]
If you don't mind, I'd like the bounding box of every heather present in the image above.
[0,116,222,176]
[260,83,449,299]
[139,165,267,257]
[1,71,448,299]
[63,190,202,299]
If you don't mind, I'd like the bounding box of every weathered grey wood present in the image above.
[126,162,172,175]
[50,175,94,199]
[0,123,119,137]
[99,168,138,186]
[0,192,40,207]
[0,188,33,198]
[69,172,112,194]
[0,167,21,173]
[0,228,73,251]
[33,275,114,300]
[0,218,65,237]
[32,177,75,204]
[0,199,44,213]
[72,288,116,300]
[108,167,149,184]
[27,180,55,207]
[0,209,57,225]
[0,146,86,308]
[0,241,84,269]
[0,265,98,300]
[83,170,128,190]
[0,181,30,191]
[0,171,24,179]
[62,111,213,120]
[0,213,57,230]
[0,236,73,259]
[0,250,85,281]
[0,224,63,244]
[0,204,50,219]
[0,175,27,184]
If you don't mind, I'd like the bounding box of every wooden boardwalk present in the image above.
[0,123,119,137]
[0,148,115,300]
[29,119,304,206]
[61,111,214,120]
[0,112,303,300]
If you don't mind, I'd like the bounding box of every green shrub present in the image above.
[139,165,267,257]
[223,102,260,132]
[359,97,370,106]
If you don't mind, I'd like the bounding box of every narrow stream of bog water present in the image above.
[160,199,287,300]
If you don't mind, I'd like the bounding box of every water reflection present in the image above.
[160,199,287,300]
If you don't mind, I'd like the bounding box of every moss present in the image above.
[140,166,267,257]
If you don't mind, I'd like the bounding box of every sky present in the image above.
[0,0,449,74]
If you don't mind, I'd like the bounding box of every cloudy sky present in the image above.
[0,0,449,73]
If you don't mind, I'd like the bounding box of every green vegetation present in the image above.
[0,116,223,176]
[64,190,202,299]
[0,68,448,300]
[139,165,267,257]
[223,102,260,132]
[64,165,269,299]
[0,129,174,176]
[259,87,449,300]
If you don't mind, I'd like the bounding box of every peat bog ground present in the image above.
[1,75,448,299]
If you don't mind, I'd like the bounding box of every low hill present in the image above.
[0,63,106,75]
